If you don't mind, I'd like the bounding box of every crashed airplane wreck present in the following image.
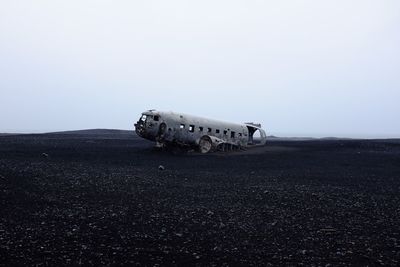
[134,110,267,153]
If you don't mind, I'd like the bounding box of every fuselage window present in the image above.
[216,129,220,134]
[231,131,235,138]
[238,133,242,137]
[199,127,203,132]
[180,124,185,129]
[223,130,228,135]
[154,115,159,121]
[208,128,212,133]
[189,125,195,132]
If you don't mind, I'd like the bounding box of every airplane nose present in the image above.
[135,122,145,137]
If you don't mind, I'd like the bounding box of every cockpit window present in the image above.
[140,115,147,122]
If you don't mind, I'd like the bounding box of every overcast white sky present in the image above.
[0,1,399,137]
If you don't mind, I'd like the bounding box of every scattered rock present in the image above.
[158,165,165,171]
[175,232,183,237]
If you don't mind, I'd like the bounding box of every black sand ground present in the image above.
[1,131,399,266]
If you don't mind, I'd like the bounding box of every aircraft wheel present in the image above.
[199,136,212,153]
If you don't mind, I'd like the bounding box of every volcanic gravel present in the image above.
[0,132,400,266]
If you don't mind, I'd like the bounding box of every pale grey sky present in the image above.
[0,1,399,137]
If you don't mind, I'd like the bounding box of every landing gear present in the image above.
[158,123,167,137]
[155,123,167,149]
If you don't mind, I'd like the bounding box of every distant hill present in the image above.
[38,129,138,140]
[46,129,134,135]
[267,136,317,141]
[320,137,354,140]
[0,129,135,137]
[267,136,357,141]
[0,133,22,136]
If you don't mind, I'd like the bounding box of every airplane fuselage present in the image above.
[134,110,267,153]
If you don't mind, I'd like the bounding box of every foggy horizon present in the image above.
[2,125,399,139]
[1,1,399,138]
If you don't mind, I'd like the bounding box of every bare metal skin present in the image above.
[134,110,267,153]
